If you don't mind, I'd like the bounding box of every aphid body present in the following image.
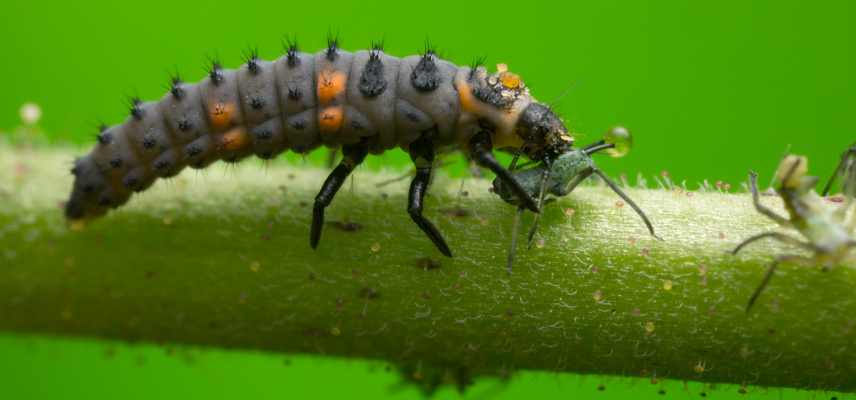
[65,40,576,257]
[492,127,659,271]
[733,155,856,310]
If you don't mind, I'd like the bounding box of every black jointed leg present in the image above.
[469,131,540,213]
[310,140,369,249]
[822,144,856,196]
[408,136,453,257]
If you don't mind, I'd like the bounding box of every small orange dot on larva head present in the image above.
[209,102,235,130]
[318,106,344,134]
[317,70,347,106]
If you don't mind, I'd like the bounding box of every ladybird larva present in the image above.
[66,38,580,258]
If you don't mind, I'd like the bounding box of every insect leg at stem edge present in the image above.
[310,138,369,249]
[746,254,812,312]
[408,134,452,257]
[592,168,661,240]
[526,167,553,248]
[731,232,814,255]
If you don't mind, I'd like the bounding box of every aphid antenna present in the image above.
[592,168,661,241]
[582,140,613,155]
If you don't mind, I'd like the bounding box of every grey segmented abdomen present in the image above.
[67,44,494,218]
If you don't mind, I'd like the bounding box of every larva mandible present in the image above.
[65,38,582,258]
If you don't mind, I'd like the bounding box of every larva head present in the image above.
[515,103,574,160]
[65,156,108,225]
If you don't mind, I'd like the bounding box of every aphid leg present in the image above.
[592,168,662,240]
[310,139,369,249]
[731,232,814,255]
[508,152,521,172]
[504,152,526,272]
[469,131,540,213]
[408,135,453,257]
[747,171,789,227]
[506,207,525,273]
[746,254,813,312]
[821,144,856,197]
[526,168,553,249]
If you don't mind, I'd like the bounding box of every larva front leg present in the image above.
[469,130,540,213]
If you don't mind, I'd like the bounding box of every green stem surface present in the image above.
[1,145,854,392]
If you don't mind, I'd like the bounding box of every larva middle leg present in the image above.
[310,138,370,249]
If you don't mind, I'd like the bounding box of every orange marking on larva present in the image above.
[317,70,347,106]
[318,106,344,134]
[209,101,236,130]
[219,127,249,151]
[457,80,479,113]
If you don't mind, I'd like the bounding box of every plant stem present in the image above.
[1,145,854,392]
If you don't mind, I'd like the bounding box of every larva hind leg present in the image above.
[310,139,369,250]
[408,135,453,257]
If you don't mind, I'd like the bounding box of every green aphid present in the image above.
[492,127,660,272]
[733,155,856,312]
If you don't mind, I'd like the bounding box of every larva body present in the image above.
[67,40,576,257]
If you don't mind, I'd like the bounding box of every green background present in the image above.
[1,0,853,398]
